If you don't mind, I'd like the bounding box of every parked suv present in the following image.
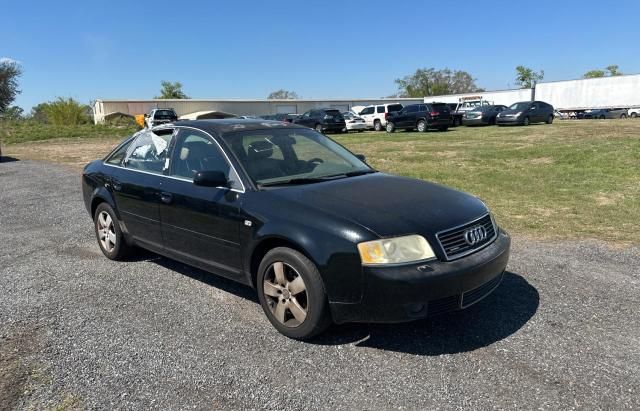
[359,103,404,131]
[293,109,346,133]
[496,101,554,126]
[628,107,640,118]
[386,103,452,132]
[144,108,178,128]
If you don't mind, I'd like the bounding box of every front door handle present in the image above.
[159,192,173,204]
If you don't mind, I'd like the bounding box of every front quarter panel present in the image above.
[240,191,376,304]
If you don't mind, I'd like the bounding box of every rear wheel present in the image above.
[386,122,396,133]
[546,115,554,124]
[522,116,530,126]
[94,203,131,260]
[416,120,427,132]
[314,124,323,133]
[620,113,627,119]
[374,120,383,131]
[257,247,332,340]
[631,112,638,118]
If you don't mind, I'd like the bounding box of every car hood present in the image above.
[268,173,488,238]
[500,108,525,115]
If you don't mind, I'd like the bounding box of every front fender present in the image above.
[245,221,366,304]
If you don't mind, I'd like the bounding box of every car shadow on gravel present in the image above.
[0,156,20,163]
[310,272,539,356]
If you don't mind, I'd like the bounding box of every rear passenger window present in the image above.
[376,106,385,113]
[124,131,173,174]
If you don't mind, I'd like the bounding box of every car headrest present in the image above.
[247,141,274,160]
[180,147,189,161]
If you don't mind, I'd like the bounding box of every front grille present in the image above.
[461,272,503,308]
[436,214,496,260]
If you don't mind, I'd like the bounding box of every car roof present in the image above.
[167,119,308,135]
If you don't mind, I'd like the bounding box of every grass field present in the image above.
[3,120,639,244]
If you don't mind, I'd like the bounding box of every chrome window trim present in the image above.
[435,213,497,261]
[102,125,246,194]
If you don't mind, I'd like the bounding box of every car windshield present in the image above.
[224,128,372,186]
[155,110,176,119]
[509,102,530,111]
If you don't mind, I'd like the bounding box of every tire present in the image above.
[631,113,637,118]
[94,202,131,260]
[438,126,449,132]
[374,120,383,131]
[314,124,323,133]
[620,114,627,119]
[386,122,396,133]
[546,115,554,124]
[256,247,332,340]
[522,116,530,126]
[416,120,427,132]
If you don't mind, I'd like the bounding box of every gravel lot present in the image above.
[1,159,639,410]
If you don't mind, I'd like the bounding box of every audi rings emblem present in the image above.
[463,225,487,246]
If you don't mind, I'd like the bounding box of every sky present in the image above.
[3,0,640,111]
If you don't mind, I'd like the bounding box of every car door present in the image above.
[396,105,417,128]
[359,106,375,127]
[158,128,245,279]
[295,111,312,127]
[109,129,174,251]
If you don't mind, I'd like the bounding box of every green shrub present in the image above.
[43,97,90,126]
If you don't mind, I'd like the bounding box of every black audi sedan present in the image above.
[82,119,510,339]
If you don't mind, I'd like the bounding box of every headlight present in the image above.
[357,234,436,265]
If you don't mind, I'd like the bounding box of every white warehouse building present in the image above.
[93,74,640,123]
[92,98,423,124]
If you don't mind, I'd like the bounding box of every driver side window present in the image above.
[170,129,242,190]
[124,131,172,174]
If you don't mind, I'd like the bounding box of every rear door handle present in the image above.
[159,192,173,204]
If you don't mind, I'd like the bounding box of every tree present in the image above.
[583,69,606,79]
[155,81,189,99]
[0,58,22,113]
[606,65,622,76]
[267,89,300,99]
[0,105,23,120]
[43,97,90,125]
[394,68,483,97]
[514,66,544,88]
[30,102,51,123]
[583,65,623,79]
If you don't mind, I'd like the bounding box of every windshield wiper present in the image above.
[258,170,377,188]
[258,177,330,187]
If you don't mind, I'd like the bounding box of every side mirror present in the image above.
[193,170,228,188]
[355,154,366,162]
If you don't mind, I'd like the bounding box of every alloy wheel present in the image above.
[97,211,116,252]
[263,261,308,327]
[417,120,427,132]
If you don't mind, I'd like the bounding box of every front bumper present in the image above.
[346,122,367,131]
[329,230,511,324]
[496,116,522,125]
[462,117,488,126]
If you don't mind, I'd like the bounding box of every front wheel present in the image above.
[386,122,396,133]
[522,116,530,126]
[94,203,131,260]
[631,113,638,118]
[546,115,554,124]
[314,124,323,133]
[416,120,427,132]
[257,247,332,340]
[620,114,627,119]
[374,120,383,131]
